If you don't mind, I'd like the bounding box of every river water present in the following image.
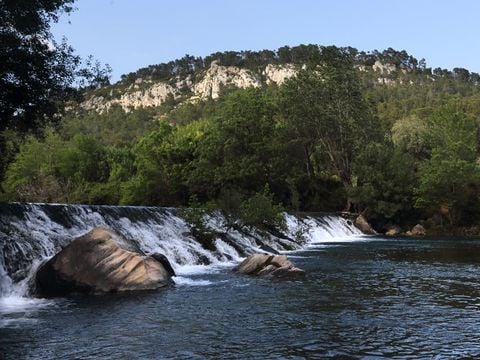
[2,235,480,359]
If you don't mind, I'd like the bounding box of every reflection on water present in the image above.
[2,237,480,359]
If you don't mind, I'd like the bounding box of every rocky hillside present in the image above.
[81,61,298,112]
[78,45,479,113]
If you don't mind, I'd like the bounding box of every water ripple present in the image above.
[3,238,480,358]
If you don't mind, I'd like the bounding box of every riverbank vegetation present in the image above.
[2,6,480,233]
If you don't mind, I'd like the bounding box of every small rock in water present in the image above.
[235,253,305,278]
[385,225,402,236]
[406,224,426,236]
[35,227,175,297]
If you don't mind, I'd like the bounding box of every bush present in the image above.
[178,196,217,251]
[238,185,286,232]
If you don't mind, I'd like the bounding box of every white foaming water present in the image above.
[173,277,215,287]
[284,213,363,243]
[0,204,364,299]
[0,294,56,328]
[0,295,53,311]
[0,260,12,295]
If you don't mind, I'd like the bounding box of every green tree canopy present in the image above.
[278,55,381,210]
[350,142,417,224]
[415,107,480,225]
[1,0,77,131]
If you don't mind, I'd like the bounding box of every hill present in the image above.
[3,44,480,234]
[78,45,480,115]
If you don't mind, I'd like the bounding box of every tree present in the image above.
[2,128,111,203]
[278,55,381,210]
[415,107,480,225]
[391,114,429,160]
[0,0,111,183]
[2,129,65,202]
[189,88,287,199]
[120,122,176,205]
[350,142,417,224]
[0,0,78,131]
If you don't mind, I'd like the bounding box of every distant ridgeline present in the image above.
[119,45,477,85]
[79,45,480,113]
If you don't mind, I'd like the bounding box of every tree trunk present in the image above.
[343,198,352,213]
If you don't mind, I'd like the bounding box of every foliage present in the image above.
[119,45,472,88]
[188,88,286,198]
[350,143,417,224]
[119,121,178,205]
[237,185,286,232]
[391,115,429,159]
[0,0,112,132]
[0,0,112,185]
[3,130,62,202]
[414,107,480,225]
[2,128,111,203]
[178,196,216,251]
[60,106,156,146]
[5,43,480,231]
[278,54,381,211]
[1,0,76,132]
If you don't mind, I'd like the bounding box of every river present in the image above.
[1,205,480,358]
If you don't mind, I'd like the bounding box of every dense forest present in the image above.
[2,2,480,233]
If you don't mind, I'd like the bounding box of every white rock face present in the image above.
[81,95,109,112]
[372,61,399,87]
[264,64,297,85]
[83,60,411,113]
[119,82,178,108]
[81,60,270,112]
[82,82,178,112]
[355,64,368,72]
[193,60,261,99]
[372,61,396,75]
[377,77,396,86]
[175,75,193,90]
[80,58,411,113]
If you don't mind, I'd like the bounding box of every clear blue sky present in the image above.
[52,0,480,82]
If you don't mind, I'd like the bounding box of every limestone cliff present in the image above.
[193,60,261,99]
[80,59,410,113]
[81,82,179,112]
[263,63,297,85]
[80,62,301,112]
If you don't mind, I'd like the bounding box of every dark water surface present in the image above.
[2,237,480,359]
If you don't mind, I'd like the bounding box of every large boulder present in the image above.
[235,253,305,278]
[354,214,377,235]
[406,224,426,236]
[36,227,174,297]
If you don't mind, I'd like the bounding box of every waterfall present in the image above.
[0,203,362,297]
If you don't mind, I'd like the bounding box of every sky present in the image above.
[52,0,480,82]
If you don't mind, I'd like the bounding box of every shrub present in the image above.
[238,185,286,232]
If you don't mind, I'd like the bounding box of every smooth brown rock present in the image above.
[36,227,174,297]
[406,224,426,237]
[354,215,377,235]
[235,253,305,278]
[385,225,402,236]
[235,253,271,275]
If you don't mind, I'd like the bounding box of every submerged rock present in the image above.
[406,224,426,236]
[235,253,305,278]
[354,214,377,235]
[35,227,174,297]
